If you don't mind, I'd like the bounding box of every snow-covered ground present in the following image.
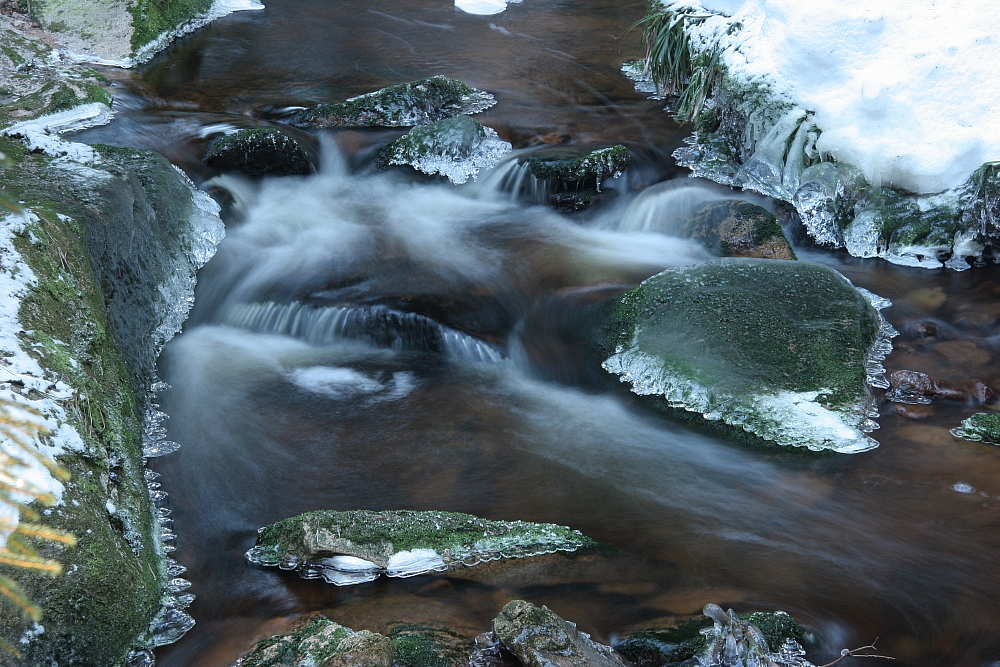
[667,0,1000,195]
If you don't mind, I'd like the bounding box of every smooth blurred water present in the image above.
[71,1,1000,665]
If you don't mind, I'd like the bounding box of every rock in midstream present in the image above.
[245,509,596,585]
[490,600,626,667]
[680,200,795,260]
[203,127,314,178]
[288,76,495,129]
[951,411,1000,445]
[373,114,511,184]
[235,614,393,667]
[600,258,895,453]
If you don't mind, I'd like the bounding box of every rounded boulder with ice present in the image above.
[600,258,894,452]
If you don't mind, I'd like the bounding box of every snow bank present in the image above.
[668,0,1000,194]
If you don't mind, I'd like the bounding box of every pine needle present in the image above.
[0,574,42,622]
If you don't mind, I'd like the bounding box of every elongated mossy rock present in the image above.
[204,128,313,178]
[246,509,596,585]
[289,76,495,129]
[492,600,625,667]
[520,144,630,188]
[681,201,795,260]
[236,614,393,667]
[951,412,1000,445]
[601,258,894,452]
[387,622,472,667]
[374,115,511,184]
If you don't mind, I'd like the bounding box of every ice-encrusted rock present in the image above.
[246,509,595,585]
[615,606,809,667]
[203,127,313,178]
[491,600,626,667]
[289,76,496,129]
[235,614,393,667]
[601,258,896,452]
[680,200,795,260]
[698,604,813,667]
[374,115,511,184]
[519,144,630,192]
[951,412,1000,445]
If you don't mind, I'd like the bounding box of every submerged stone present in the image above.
[246,509,596,585]
[492,600,625,667]
[236,614,393,667]
[601,258,895,452]
[374,115,511,184]
[388,622,472,667]
[951,412,1000,445]
[681,201,795,260]
[203,128,313,178]
[289,76,496,129]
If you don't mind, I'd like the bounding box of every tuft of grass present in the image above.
[631,3,724,121]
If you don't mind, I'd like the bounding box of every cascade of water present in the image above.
[222,301,504,363]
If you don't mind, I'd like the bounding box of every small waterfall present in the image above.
[476,156,549,204]
[221,301,504,363]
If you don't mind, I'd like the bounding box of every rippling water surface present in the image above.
[75,1,1000,665]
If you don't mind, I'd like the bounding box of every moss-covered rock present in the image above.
[681,200,795,259]
[601,258,893,452]
[237,614,394,667]
[387,622,472,667]
[289,76,495,129]
[246,509,596,585]
[0,18,111,128]
[373,115,510,184]
[204,127,314,178]
[951,411,1000,445]
[699,604,809,667]
[492,600,625,667]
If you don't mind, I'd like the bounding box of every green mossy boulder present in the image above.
[373,115,511,184]
[237,614,393,667]
[516,144,630,211]
[289,76,495,129]
[681,201,795,260]
[951,412,1000,445]
[492,600,625,667]
[246,509,596,585]
[204,128,314,178]
[601,258,891,452]
[388,622,472,667]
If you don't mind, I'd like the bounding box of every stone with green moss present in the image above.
[492,600,625,667]
[601,258,892,452]
[388,622,472,667]
[204,128,314,178]
[681,200,795,260]
[951,412,1000,445]
[289,76,495,129]
[0,136,206,663]
[246,509,596,585]
[520,144,630,188]
[373,115,510,184]
[237,614,393,667]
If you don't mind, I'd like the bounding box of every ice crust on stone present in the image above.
[2,103,114,163]
[380,116,511,184]
[245,509,593,586]
[602,262,895,453]
[698,604,813,667]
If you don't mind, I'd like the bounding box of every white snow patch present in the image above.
[0,212,88,550]
[952,482,975,494]
[456,0,521,15]
[61,0,264,68]
[2,103,114,164]
[668,0,1000,194]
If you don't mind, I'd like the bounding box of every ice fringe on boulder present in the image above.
[634,1,1000,269]
[698,604,813,667]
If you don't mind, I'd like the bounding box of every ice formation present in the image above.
[455,0,522,16]
[246,509,594,586]
[698,604,813,667]
[646,1,1000,269]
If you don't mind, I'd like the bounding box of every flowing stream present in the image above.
[75,1,1000,665]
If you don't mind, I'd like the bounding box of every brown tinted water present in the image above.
[75,1,1000,666]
